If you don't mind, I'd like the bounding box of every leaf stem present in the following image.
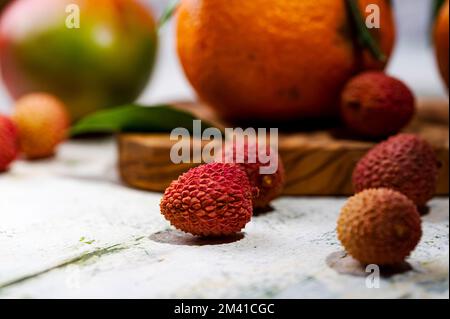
[432,0,446,21]
[346,0,386,62]
[158,0,180,29]
[429,0,446,38]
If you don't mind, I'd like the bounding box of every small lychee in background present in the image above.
[215,140,285,209]
[353,134,440,207]
[338,188,422,266]
[13,93,70,159]
[340,72,415,139]
[0,114,18,172]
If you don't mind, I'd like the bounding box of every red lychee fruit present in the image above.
[353,134,440,207]
[338,188,422,266]
[215,140,285,209]
[160,163,256,237]
[0,114,18,172]
[13,93,69,159]
[340,72,415,138]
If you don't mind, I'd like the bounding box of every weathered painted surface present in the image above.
[0,139,448,298]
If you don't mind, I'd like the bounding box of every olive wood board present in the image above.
[117,99,449,196]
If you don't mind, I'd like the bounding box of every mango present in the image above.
[0,0,158,121]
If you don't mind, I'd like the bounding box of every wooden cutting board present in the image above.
[117,99,449,196]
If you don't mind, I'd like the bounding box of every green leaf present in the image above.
[346,0,387,62]
[432,0,446,21]
[70,104,214,137]
[430,0,446,38]
[158,0,180,29]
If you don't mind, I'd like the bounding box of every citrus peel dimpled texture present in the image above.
[177,0,395,121]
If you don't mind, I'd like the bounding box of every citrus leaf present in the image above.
[158,0,180,29]
[430,0,446,37]
[432,0,446,21]
[346,0,387,62]
[70,104,214,137]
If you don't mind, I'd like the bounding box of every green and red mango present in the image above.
[0,0,157,121]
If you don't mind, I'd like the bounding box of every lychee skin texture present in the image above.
[215,141,285,209]
[0,115,18,172]
[160,163,254,237]
[341,72,415,138]
[353,134,439,207]
[338,188,422,266]
[13,93,69,159]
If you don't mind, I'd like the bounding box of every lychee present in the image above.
[353,134,439,207]
[160,163,255,236]
[338,188,422,266]
[0,115,18,172]
[215,140,285,209]
[340,72,415,138]
[13,93,70,159]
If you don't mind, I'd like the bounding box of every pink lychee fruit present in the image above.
[0,114,18,172]
[353,134,440,207]
[160,162,256,237]
[341,72,415,138]
[215,140,285,209]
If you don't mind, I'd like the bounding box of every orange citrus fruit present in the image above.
[434,0,449,89]
[177,0,395,121]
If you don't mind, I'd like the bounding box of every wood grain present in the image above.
[118,100,449,196]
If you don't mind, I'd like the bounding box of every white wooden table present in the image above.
[0,138,448,299]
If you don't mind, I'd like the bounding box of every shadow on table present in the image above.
[326,251,413,278]
[149,229,245,246]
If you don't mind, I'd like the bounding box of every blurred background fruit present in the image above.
[0,0,158,121]
[177,0,395,121]
[340,72,415,138]
[0,1,446,117]
[13,93,69,159]
[352,134,440,207]
[0,113,18,171]
[337,188,422,266]
[215,141,286,209]
[434,0,449,89]
[0,0,11,13]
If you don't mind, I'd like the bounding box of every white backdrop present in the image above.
[0,0,447,113]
